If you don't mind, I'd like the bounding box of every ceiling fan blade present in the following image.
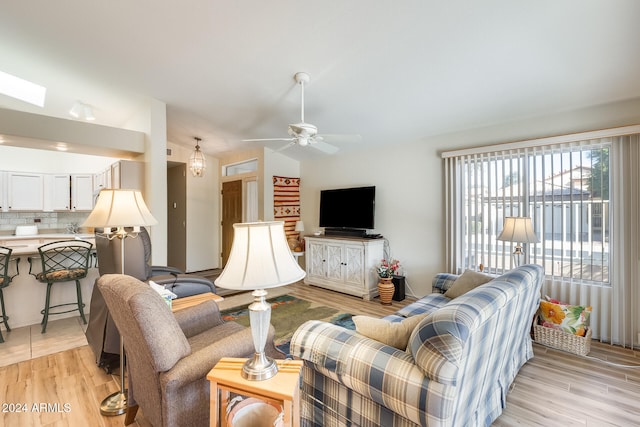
[310,139,340,154]
[316,134,362,143]
[275,141,296,152]
[242,137,295,142]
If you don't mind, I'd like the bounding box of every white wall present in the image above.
[300,142,442,298]
[136,99,168,266]
[300,97,640,298]
[167,141,219,272]
[0,145,119,173]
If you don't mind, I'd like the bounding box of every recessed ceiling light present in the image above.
[70,101,95,121]
[0,70,46,107]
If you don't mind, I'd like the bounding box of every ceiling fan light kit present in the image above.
[242,71,360,154]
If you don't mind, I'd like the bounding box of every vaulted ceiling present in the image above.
[1,1,640,160]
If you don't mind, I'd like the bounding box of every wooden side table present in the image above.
[207,357,303,427]
[171,292,224,312]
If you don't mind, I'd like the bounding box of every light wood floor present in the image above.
[1,282,639,426]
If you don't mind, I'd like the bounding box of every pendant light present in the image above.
[189,137,206,177]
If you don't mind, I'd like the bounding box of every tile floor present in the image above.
[0,316,88,367]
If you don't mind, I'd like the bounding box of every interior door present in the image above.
[167,163,187,271]
[221,180,242,267]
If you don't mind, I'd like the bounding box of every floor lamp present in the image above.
[215,221,305,380]
[83,189,158,416]
[497,216,539,267]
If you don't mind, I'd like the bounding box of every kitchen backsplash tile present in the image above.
[0,212,90,233]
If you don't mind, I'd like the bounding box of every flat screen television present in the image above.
[319,186,375,230]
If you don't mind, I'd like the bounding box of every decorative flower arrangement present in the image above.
[376,258,400,278]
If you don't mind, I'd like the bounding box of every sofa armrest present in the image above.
[151,265,184,276]
[173,300,224,338]
[290,320,455,425]
[152,274,216,297]
[160,324,277,391]
[160,328,255,395]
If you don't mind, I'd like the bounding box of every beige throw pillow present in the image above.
[444,269,493,299]
[353,313,429,349]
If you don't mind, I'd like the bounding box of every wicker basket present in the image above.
[533,323,592,356]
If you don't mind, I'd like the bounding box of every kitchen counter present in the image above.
[0,234,95,255]
[0,233,99,330]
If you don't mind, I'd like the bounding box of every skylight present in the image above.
[0,70,46,107]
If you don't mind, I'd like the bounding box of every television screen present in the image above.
[319,186,375,230]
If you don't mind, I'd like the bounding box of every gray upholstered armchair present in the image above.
[86,227,217,372]
[97,273,281,427]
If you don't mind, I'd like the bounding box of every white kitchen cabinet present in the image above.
[305,236,384,300]
[72,174,94,211]
[7,172,44,211]
[93,167,111,193]
[44,174,71,211]
[0,172,6,212]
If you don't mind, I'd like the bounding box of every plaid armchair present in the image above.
[290,264,544,427]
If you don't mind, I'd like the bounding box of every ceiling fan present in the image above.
[243,72,361,154]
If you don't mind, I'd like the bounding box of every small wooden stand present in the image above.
[171,292,224,312]
[207,357,303,427]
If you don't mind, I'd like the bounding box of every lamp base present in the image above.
[100,334,127,416]
[243,289,278,381]
[241,352,278,381]
[512,245,525,267]
[100,390,127,416]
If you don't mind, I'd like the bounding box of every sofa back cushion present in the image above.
[444,269,494,299]
[353,313,429,349]
[97,274,191,372]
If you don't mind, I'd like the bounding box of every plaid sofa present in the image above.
[290,264,544,427]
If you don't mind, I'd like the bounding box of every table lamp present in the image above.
[215,221,306,380]
[83,189,158,416]
[497,216,539,267]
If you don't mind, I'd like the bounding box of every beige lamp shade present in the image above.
[83,189,158,228]
[295,220,305,232]
[216,221,306,290]
[497,217,539,244]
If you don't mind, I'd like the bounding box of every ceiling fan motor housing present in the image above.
[288,122,318,138]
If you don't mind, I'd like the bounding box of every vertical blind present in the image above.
[443,130,640,347]
[445,140,610,283]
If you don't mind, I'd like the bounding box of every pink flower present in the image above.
[377,259,400,278]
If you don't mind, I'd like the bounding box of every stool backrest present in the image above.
[0,246,12,286]
[37,240,93,280]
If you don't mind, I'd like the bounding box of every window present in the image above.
[445,128,640,347]
[445,139,611,285]
[222,159,258,177]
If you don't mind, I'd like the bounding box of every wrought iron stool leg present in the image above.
[0,289,9,332]
[75,280,87,324]
[41,282,53,333]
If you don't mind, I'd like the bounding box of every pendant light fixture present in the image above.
[189,137,206,177]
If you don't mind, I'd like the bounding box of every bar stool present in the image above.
[29,240,93,333]
[0,246,19,343]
